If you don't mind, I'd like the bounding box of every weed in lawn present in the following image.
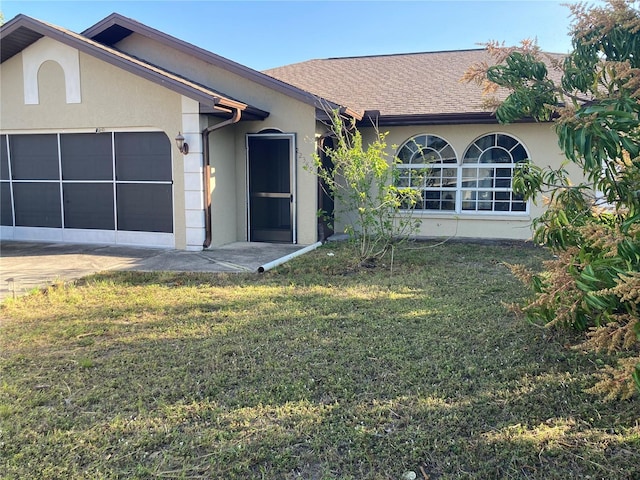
[78,358,95,369]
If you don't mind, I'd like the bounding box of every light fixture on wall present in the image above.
[175,132,189,155]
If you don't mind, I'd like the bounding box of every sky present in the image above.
[2,0,599,71]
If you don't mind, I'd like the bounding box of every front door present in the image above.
[317,136,335,240]
[247,133,295,243]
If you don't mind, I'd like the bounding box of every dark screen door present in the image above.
[247,134,295,243]
[318,136,335,240]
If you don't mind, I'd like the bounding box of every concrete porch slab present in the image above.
[0,241,309,302]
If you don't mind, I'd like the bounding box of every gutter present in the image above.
[363,112,543,127]
[202,107,242,248]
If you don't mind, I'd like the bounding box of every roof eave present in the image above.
[0,14,44,62]
[81,13,134,44]
[314,98,365,123]
[362,112,546,127]
[200,103,269,121]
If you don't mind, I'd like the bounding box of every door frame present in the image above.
[245,132,297,243]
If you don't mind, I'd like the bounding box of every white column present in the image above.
[181,96,205,251]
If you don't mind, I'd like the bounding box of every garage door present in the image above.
[0,132,174,247]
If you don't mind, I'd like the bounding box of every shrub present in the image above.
[312,110,422,263]
[464,0,640,399]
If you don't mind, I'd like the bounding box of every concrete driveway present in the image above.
[0,241,313,302]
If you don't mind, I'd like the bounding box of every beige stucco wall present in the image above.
[206,117,238,246]
[0,39,187,247]
[115,33,299,115]
[1,48,182,133]
[327,121,582,241]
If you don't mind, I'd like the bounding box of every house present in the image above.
[0,13,573,250]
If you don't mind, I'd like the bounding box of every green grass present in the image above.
[1,241,638,480]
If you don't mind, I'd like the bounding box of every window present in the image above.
[395,133,529,214]
[1,132,173,233]
[10,134,62,227]
[461,134,528,213]
[396,135,457,211]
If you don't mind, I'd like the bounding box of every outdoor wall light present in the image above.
[175,132,189,155]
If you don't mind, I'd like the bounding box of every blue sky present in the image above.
[3,1,595,71]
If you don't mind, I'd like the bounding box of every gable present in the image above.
[0,14,269,121]
[1,13,363,123]
[0,37,184,131]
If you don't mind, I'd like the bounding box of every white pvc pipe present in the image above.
[257,241,323,273]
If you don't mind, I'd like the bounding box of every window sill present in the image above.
[398,211,531,221]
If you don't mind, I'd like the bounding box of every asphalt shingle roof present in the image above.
[264,49,557,118]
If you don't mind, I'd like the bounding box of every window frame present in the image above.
[460,133,530,214]
[395,132,530,215]
[395,134,459,212]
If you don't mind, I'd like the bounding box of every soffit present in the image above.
[0,21,44,63]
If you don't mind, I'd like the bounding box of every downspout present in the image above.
[257,241,323,273]
[202,107,242,248]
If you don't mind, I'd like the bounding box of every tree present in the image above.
[463,0,640,399]
[312,110,422,264]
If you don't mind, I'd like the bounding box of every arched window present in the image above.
[461,133,528,213]
[395,135,457,211]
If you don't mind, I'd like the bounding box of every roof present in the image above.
[1,12,562,127]
[0,14,270,120]
[264,49,563,126]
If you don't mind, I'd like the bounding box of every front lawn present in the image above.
[1,241,638,479]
